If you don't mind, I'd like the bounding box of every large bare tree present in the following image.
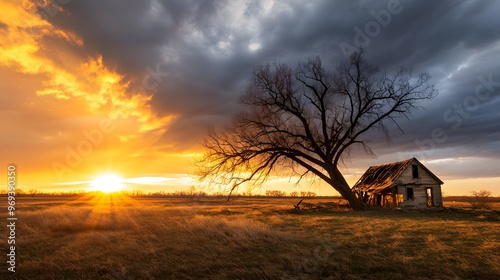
[196,52,437,210]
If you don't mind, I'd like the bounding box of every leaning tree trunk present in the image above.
[329,167,366,210]
[335,183,365,210]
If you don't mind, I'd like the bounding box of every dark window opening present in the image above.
[407,187,414,200]
[412,164,419,178]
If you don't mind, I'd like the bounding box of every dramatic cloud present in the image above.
[2,0,499,194]
[0,1,172,133]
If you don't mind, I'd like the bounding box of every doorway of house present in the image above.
[426,187,434,207]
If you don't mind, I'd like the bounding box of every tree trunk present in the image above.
[329,167,366,210]
[336,185,365,210]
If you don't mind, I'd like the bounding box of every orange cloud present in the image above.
[0,0,173,134]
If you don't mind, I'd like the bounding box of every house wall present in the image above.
[432,185,443,207]
[398,159,439,185]
[400,185,426,208]
[398,185,443,208]
[395,159,443,208]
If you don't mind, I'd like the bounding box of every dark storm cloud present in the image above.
[52,0,500,174]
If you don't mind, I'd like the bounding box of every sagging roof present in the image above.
[352,157,443,193]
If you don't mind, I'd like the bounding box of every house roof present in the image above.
[351,158,443,193]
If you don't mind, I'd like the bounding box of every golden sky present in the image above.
[1,1,499,196]
[0,1,183,192]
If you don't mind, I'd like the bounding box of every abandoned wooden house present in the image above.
[352,158,443,208]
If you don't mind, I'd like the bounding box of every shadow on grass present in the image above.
[285,207,500,222]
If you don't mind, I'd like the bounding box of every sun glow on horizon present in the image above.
[90,173,124,193]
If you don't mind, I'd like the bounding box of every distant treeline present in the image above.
[0,189,86,196]
[0,188,328,198]
[443,196,500,202]
[128,190,324,198]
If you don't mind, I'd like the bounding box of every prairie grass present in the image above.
[1,195,499,279]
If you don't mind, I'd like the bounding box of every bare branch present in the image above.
[195,51,437,210]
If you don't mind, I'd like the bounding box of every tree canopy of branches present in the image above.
[196,52,437,210]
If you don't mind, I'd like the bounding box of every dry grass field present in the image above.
[1,194,499,279]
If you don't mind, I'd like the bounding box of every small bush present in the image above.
[468,190,492,210]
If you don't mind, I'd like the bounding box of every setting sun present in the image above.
[91,174,123,193]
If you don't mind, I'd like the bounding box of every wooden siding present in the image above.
[400,186,427,208]
[398,160,443,208]
[432,185,443,207]
[398,159,440,186]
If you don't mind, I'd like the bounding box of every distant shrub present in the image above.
[265,190,287,197]
[468,190,492,210]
